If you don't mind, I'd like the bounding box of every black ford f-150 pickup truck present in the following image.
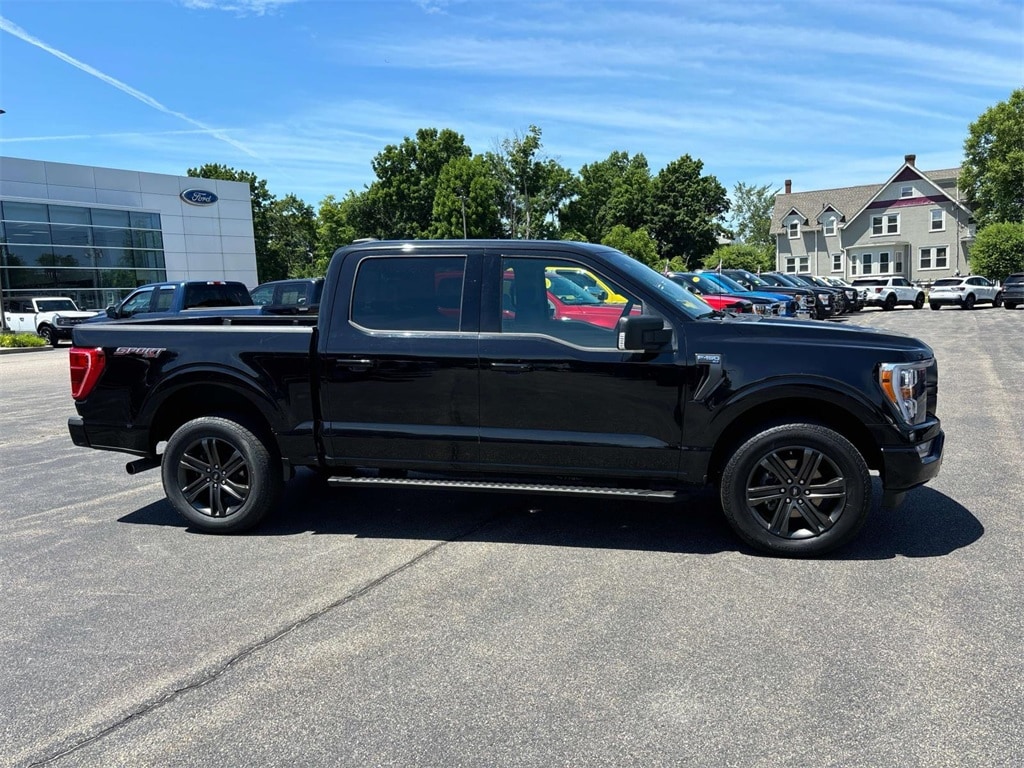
[67,240,944,556]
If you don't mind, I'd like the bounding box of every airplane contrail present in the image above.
[0,14,262,159]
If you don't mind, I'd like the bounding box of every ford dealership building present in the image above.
[0,156,258,311]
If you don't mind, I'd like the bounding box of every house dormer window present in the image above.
[872,213,899,236]
[900,185,913,198]
[788,220,800,239]
[823,217,836,236]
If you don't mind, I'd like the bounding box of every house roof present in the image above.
[772,166,962,234]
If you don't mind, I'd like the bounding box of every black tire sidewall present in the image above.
[720,424,871,557]
[161,416,281,533]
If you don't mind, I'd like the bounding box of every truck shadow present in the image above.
[120,474,981,560]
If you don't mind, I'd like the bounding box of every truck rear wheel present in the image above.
[161,416,282,533]
[719,423,871,557]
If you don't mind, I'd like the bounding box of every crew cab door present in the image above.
[477,250,685,479]
[318,249,481,469]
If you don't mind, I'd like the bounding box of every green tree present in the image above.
[600,225,660,268]
[968,222,1024,280]
[489,125,575,239]
[561,151,652,243]
[728,182,777,258]
[187,163,280,281]
[702,243,774,273]
[960,89,1024,227]
[649,155,730,268]
[266,194,317,278]
[314,194,359,273]
[429,155,503,238]
[367,128,472,238]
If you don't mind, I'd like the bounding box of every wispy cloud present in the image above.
[0,14,262,159]
[179,0,301,15]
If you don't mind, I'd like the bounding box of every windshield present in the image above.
[596,247,715,319]
[35,299,79,312]
[545,273,602,304]
[731,270,769,288]
[703,272,750,293]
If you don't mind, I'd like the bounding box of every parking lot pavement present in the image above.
[2,311,1022,767]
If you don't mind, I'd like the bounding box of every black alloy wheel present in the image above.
[964,293,976,310]
[720,423,871,556]
[162,416,282,532]
[883,293,897,311]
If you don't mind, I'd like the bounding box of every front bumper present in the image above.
[879,426,944,504]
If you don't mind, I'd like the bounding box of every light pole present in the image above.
[458,194,467,239]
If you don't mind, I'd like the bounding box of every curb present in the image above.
[0,345,59,356]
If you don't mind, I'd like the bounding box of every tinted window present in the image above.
[1004,274,1024,285]
[932,279,961,287]
[119,289,154,316]
[351,256,465,331]
[852,279,884,286]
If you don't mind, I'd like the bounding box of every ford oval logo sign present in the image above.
[180,188,219,206]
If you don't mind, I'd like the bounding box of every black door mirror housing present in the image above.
[616,315,671,351]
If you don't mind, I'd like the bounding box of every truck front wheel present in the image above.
[720,423,871,557]
[38,325,58,346]
[161,416,282,533]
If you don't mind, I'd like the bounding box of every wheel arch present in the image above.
[144,373,283,454]
[705,393,882,486]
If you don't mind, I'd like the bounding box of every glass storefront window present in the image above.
[2,201,49,222]
[89,208,131,228]
[130,211,160,229]
[49,205,92,225]
[4,221,51,245]
[50,224,92,247]
[2,202,166,307]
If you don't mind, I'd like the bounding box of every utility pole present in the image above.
[458,194,467,239]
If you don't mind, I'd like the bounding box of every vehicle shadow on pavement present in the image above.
[119,473,981,560]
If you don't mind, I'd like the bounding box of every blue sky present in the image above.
[1,0,1021,209]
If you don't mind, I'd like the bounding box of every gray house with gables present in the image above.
[773,154,975,283]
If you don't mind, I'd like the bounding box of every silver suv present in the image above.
[851,276,926,311]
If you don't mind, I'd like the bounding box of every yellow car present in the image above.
[546,267,629,303]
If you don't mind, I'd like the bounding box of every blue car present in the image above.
[699,272,799,316]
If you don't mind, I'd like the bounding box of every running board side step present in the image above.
[326,475,678,501]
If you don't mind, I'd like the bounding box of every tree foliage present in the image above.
[600,225,659,268]
[960,89,1024,227]
[968,222,1024,280]
[489,125,575,239]
[430,156,503,239]
[561,151,652,243]
[728,181,777,256]
[649,155,730,268]
[365,128,473,238]
[314,194,359,272]
[702,243,774,273]
[267,194,317,279]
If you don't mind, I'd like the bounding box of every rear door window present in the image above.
[351,256,466,332]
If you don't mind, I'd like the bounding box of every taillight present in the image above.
[69,347,105,400]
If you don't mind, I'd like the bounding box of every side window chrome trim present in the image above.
[479,330,636,354]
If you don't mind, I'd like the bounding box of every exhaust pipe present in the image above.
[125,456,161,475]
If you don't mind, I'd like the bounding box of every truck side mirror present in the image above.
[616,315,671,352]
[106,306,118,319]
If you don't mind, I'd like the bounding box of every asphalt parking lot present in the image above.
[2,306,1022,767]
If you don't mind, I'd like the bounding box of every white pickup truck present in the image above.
[3,297,100,346]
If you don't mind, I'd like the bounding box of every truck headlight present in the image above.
[879,361,931,426]
[55,315,71,326]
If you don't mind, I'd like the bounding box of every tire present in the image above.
[930,303,940,311]
[963,293,976,310]
[882,293,897,311]
[161,416,282,533]
[719,423,871,557]
[913,293,925,310]
[1006,302,1018,310]
[993,292,1003,308]
[38,325,58,346]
